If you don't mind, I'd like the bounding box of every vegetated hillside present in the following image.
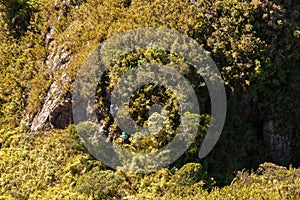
[0,0,299,199]
[0,127,300,199]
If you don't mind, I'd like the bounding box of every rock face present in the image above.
[30,80,73,131]
[263,121,293,164]
[30,0,74,131]
[30,41,73,131]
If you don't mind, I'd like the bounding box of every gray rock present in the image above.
[28,0,81,131]
[263,121,293,164]
[45,26,54,45]
[30,78,73,131]
[30,41,73,131]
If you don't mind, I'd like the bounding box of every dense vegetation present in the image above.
[0,0,299,199]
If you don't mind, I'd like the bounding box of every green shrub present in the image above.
[0,0,299,198]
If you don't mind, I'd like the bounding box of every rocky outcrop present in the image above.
[30,77,73,131]
[240,93,294,164]
[30,0,75,131]
[30,47,73,131]
[263,121,293,164]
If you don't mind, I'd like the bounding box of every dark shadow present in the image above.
[0,0,35,38]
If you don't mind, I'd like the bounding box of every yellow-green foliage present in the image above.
[0,0,298,132]
[0,126,299,199]
[0,0,299,199]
